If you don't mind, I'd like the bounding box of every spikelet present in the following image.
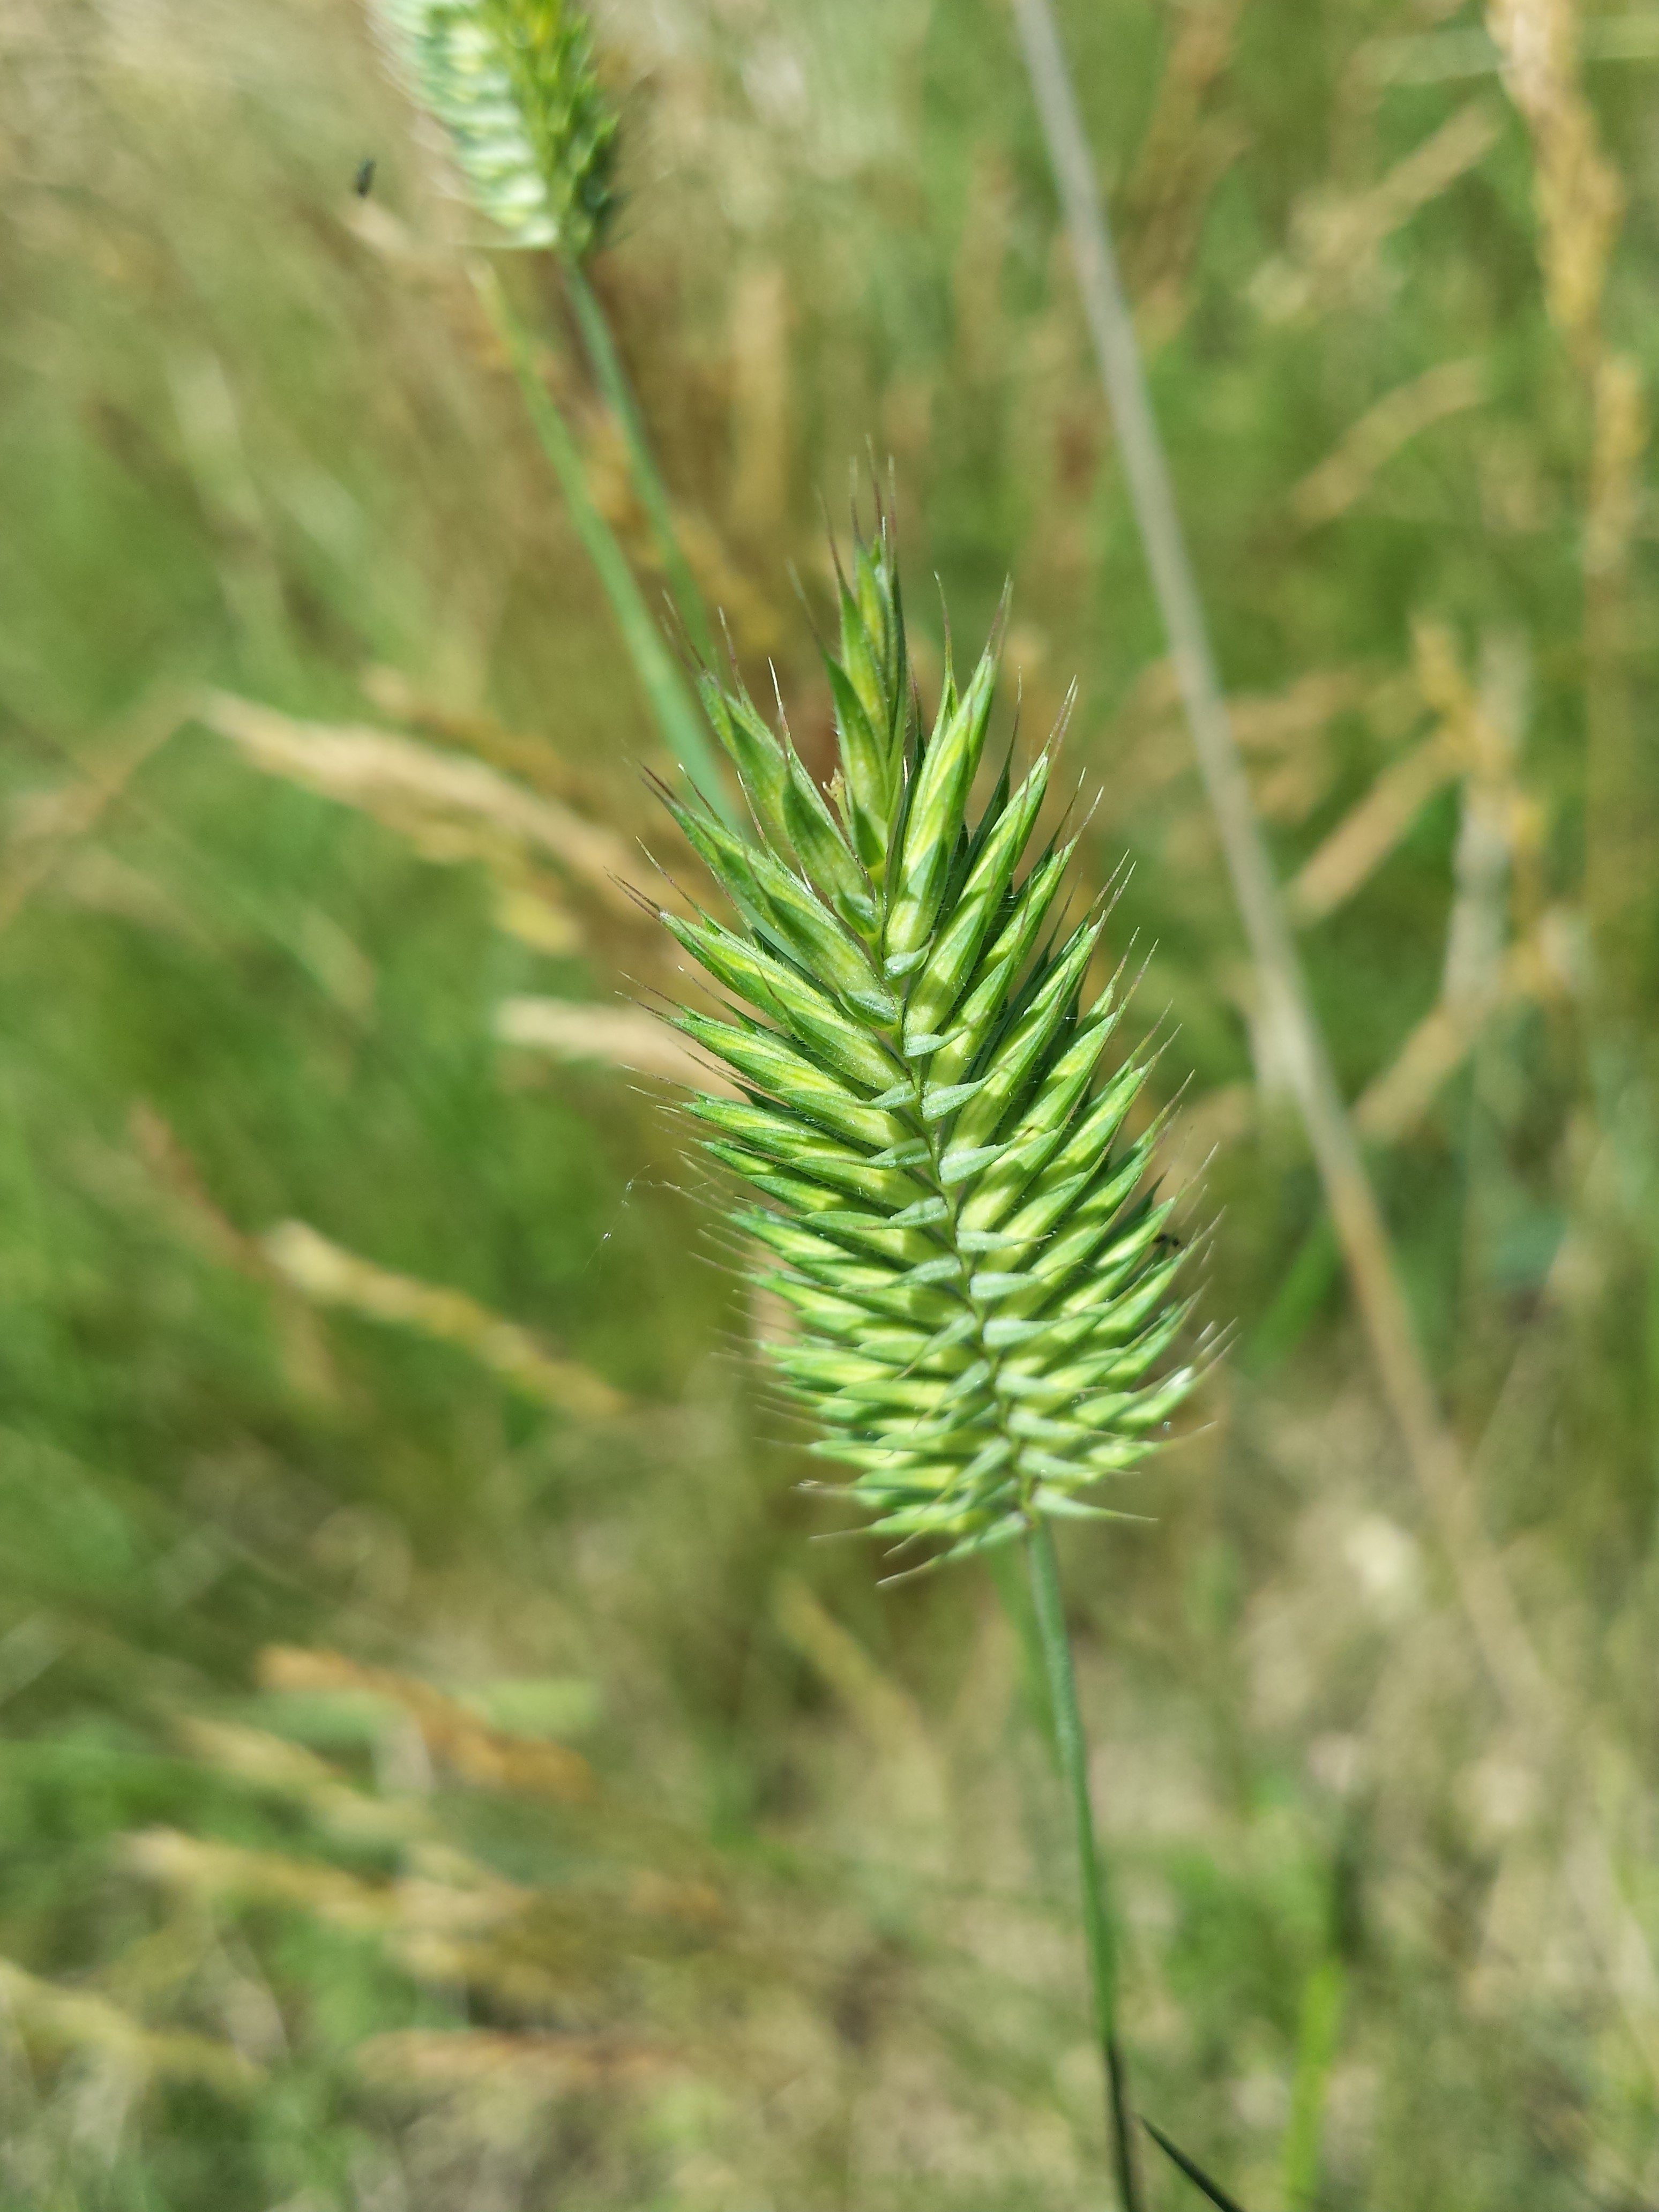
[659,525,1202,1569]
[375,0,619,258]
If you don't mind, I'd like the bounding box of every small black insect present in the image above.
[1154,1231,1185,1253]
[353,157,376,198]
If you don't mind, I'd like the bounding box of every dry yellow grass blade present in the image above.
[1288,623,1526,926]
[495,993,741,1094]
[125,1832,521,2005]
[354,2028,681,2097]
[1487,0,1623,349]
[1487,0,1650,1012]
[1352,633,1540,1142]
[1355,996,1488,1142]
[1228,668,1378,749]
[1586,353,1647,578]
[1583,349,1649,978]
[772,1576,934,1773]
[129,1807,726,2029]
[1286,731,1460,923]
[359,667,646,823]
[260,1219,623,1421]
[1351,949,1548,1144]
[1251,100,1501,321]
[124,1828,626,2029]
[1120,0,1248,339]
[199,690,630,913]
[130,1101,341,1400]
[126,1829,409,1934]
[175,1716,428,1850]
[0,687,188,938]
[1291,358,1486,527]
[0,1952,260,2095]
[258,1646,596,1804]
[772,1576,947,1842]
[1230,668,1392,824]
[1355,906,1566,1145]
[728,261,793,544]
[1112,660,1386,824]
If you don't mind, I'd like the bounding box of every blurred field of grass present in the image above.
[3,0,1659,2205]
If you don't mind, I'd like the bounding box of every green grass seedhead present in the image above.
[666,526,1203,1571]
[375,0,619,257]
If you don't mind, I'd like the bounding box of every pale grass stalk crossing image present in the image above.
[1015,0,1659,2096]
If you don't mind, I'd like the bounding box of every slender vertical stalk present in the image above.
[1280,1955,1344,2205]
[1025,1518,1142,2212]
[1011,0,1659,2096]
[471,260,737,824]
[1008,0,1543,1734]
[565,261,718,668]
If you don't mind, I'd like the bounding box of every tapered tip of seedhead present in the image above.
[874,1549,948,1589]
[1052,674,1080,737]
[1049,766,1107,851]
[847,460,868,540]
[611,873,663,922]
[639,762,678,809]
[787,557,825,647]
[709,606,743,684]
[824,507,853,596]
[640,758,737,838]
[933,577,953,663]
[1193,1316,1239,1373]
[629,839,700,911]
[987,579,1013,666]
[845,446,898,540]
[765,661,794,740]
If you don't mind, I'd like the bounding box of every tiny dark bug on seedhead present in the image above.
[353,157,376,198]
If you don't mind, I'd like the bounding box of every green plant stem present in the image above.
[471,260,736,824]
[565,261,718,668]
[1281,1955,1344,2206]
[1025,1517,1142,2212]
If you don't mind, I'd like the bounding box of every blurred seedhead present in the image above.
[373,0,620,259]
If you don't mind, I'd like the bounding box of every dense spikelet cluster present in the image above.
[660,527,1203,1569]
[374,0,619,258]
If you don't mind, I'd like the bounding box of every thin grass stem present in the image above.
[564,261,718,668]
[1011,0,1659,2093]
[1025,1516,1142,2212]
[1008,0,1527,1700]
[1280,1954,1344,2205]
[471,260,736,823]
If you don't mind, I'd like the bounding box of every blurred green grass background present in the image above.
[3,0,1659,2203]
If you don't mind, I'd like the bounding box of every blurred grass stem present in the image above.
[1012,0,1659,2085]
[1015,0,1536,1762]
[1026,1518,1141,2212]
[565,261,718,668]
[0,686,188,938]
[472,259,734,821]
[1281,1955,1344,2204]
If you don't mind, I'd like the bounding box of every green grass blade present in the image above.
[472,261,736,822]
[565,259,718,667]
[1143,2119,1253,2212]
